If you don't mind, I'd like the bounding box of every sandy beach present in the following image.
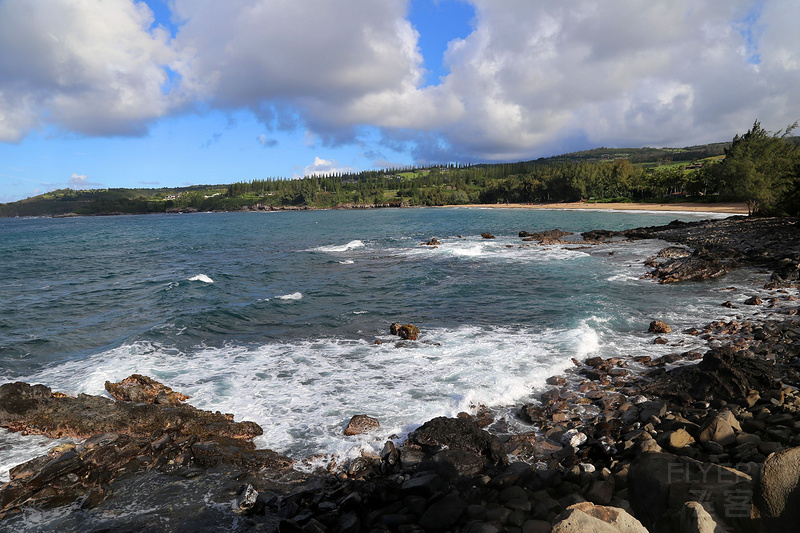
[444,201,749,214]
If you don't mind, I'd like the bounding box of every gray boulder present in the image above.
[752,446,800,531]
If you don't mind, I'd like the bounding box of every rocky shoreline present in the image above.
[1,216,799,532]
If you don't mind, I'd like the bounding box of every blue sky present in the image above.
[1,0,798,202]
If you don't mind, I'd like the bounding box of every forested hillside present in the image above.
[3,126,798,217]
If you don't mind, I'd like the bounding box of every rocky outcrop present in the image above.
[0,381,261,441]
[0,378,293,520]
[642,346,780,402]
[104,374,189,405]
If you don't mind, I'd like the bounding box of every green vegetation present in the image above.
[3,125,798,217]
[706,121,800,215]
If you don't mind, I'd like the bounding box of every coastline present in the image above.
[2,216,799,531]
[441,201,750,214]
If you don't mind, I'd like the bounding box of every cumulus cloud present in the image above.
[166,0,800,160]
[68,173,101,189]
[301,157,354,178]
[2,0,799,163]
[0,0,177,142]
[420,0,800,160]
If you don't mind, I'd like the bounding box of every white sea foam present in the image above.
[451,245,485,257]
[0,430,71,483]
[313,240,365,253]
[339,260,355,264]
[407,238,589,263]
[188,274,214,284]
[8,323,608,471]
[277,292,303,300]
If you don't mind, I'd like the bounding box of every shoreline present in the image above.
[441,201,750,214]
[8,200,750,219]
[2,216,799,531]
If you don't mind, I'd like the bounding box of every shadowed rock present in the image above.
[642,346,780,402]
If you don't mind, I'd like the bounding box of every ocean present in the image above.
[0,207,769,477]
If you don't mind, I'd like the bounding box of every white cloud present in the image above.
[301,157,354,177]
[68,172,101,189]
[0,0,176,142]
[418,0,800,160]
[2,0,799,163]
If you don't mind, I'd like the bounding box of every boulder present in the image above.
[649,321,672,334]
[677,501,724,533]
[398,324,420,340]
[628,452,752,531]
[390,322,420,340]
[344,414,380,436]
[551,502,648,533]
[104,374,189,405]
[481,232,496,239]
[752,446,800,531]
[697,410,741,447]
[409,417,508,471]
[419,493,468,530]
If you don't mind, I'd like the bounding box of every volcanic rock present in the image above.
[642,346,780,402]
[344,414,380,436]
[409,416,508,471]
[390,322,420,340]
[648,321,672,334]
[104,374,189,405]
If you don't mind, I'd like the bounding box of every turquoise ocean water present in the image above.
[0,208,765,475]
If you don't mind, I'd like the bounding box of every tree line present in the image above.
[2,122,798,217]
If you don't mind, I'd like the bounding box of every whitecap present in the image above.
[313,240,365,253]
[451,245,485,257]
[277,292,303,300]
[338,260,355,265]
[188,274,214,284]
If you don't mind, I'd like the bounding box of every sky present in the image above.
[1,0,799,203]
